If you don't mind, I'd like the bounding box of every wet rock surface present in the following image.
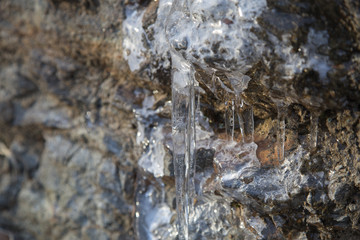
[0,0,360,239]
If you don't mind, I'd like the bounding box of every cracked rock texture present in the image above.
[0,0,360,239]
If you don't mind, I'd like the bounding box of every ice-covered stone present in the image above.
[122,6,147,71]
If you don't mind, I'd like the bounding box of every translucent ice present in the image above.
[166,0,266,73]
[138,125,166,178]
[135,183,176,240]
[166,0,264,237]
[122,6,147,71]
[135,95,167,177]
[171,52,196,240]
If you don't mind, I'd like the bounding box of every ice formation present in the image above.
[133,93,175,239]
[124,0,265,238]
[166,0,266,73]
[135,95,166,178]
[166,0,261,238]
[135,183,176,240]
[122,0,334,239]
[170,52,197,240]
[122,6,147,71]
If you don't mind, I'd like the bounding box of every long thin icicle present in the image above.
[310,112,319,149]
[276,104,286,162]
[231,100,235,141]
[235,96,245,143]
[235,96,254,143]
[171,52,196,240]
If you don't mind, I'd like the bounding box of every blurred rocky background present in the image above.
[0,0,360,239]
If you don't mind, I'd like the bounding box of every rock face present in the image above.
[0,0,360,239]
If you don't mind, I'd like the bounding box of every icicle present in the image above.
[276,104,286,162]
[171,52,196,240]
[224,100,236,141]
[235,95,245,143]
[188,65,196,202]
[237,112,245,143]
[209,73,220,99]
[195,91,201,134]
[235,96,254,143]
[224,101,230,140]
[231,100,235,141]
[227,73,253,143]
[224,110,228,140]
[310,112,319,149]
[243,104,254,143]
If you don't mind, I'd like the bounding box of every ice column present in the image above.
[171,52,196,240]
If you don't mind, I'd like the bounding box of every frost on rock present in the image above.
[135,95,166,177]
[135,183,176,240]
[122,5,147,71]
[268,29,331,82]
[134,92,176,240]
[148,0,173,70]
